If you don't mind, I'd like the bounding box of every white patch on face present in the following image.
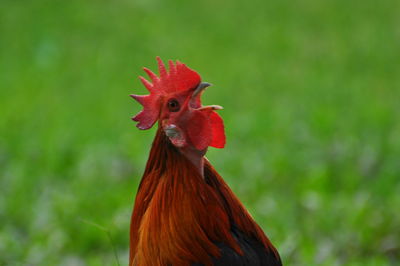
[164,124,186,147]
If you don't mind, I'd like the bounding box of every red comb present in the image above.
[131,57,201,130]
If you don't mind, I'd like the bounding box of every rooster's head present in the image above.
[131,57,225,153]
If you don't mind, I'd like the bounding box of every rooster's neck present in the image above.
[179,145,206,177]
[129,127,280,266]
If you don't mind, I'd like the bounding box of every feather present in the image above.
[129,127,281,266]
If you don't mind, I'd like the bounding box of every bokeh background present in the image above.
[1,0,400,265]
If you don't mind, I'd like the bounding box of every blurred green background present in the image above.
[1,0,400,265]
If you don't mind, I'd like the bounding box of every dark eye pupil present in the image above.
[168,99,180,112]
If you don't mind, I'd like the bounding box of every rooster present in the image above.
[129,57,281,266]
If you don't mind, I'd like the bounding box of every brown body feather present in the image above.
[129,127,279,266]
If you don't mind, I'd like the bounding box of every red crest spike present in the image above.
[156,56,167,79]
[143,68,157,82]
[139,76,154,92]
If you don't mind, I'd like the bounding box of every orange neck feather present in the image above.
[129,127,278,266]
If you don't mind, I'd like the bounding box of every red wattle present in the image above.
[209,111,226,148]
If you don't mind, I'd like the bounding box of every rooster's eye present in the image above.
[167,99,180,112]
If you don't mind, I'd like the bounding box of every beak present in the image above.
[190,82,223,110]
[197,105,223,111]
[192,82,212,98]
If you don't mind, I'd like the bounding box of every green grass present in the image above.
[1,0,400,265]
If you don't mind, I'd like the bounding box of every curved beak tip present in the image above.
[193,82,212,96]
[200,82,212,88]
